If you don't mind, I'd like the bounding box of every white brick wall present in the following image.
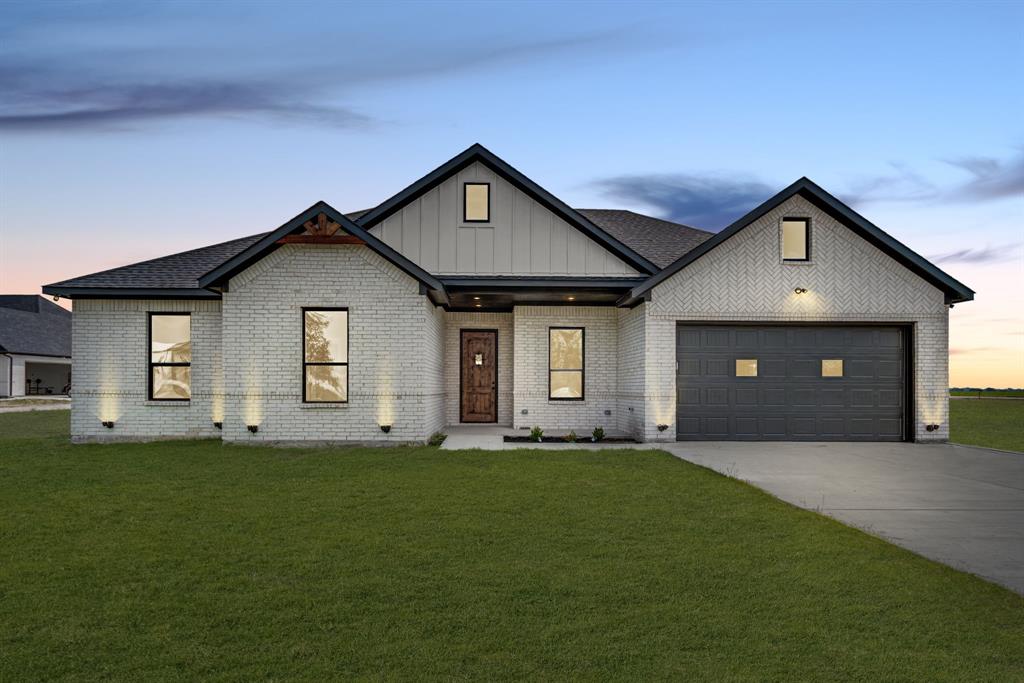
[220,244,444,443]
[443,311,514,426]
[645,195,950,442]
[70,299,223,441]
[512,306,618,434]
[616,305,646,439]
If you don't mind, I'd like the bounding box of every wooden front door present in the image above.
[460,330,497,423]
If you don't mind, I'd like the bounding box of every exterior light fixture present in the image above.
[53,295,60,302]
[475,303,482,308]
[567,296,576,301]
[101,420,114,429]
[926,423,940,432]
[794,287,808,295]
[380,424,392,434]
[473,296,481,300]
[247,424,259,433]
[213,421,223,430]
[657,424,668,432]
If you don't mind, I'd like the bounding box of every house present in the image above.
[0,295,72,397]
[43,144,973,443]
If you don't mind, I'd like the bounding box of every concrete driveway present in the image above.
[663,441,1024,594]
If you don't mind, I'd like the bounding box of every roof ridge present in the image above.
[575,208,714,235]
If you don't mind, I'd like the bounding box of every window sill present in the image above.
[299,403,349,410]
[145,401,191,407]
[781,259,814,266]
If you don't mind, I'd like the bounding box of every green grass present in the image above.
[951,389,1024,398]
[950,398,1024,452]
[1,412,1022,681]
[0,398,70,407]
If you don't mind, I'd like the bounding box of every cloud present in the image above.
[591,174,774,230]
[0,78,373,131]
[945,153,1024,201]
[842,150,1024,206]
[928,242,1022,265]
[0,21,666,132]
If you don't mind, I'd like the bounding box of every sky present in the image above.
[1,0,1021,387]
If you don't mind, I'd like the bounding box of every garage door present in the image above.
[676,325,906,441]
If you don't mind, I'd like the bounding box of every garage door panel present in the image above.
[677,324,906,442]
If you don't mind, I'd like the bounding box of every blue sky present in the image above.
[1,0,1021,385]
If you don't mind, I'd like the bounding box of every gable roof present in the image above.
[577,209,713,269]
[622,177,975,306]
[0,296,72,356]
[196,201,445,296]
[44,233,269,298]
[355,143,660,275]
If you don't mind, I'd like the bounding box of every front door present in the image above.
[460,329,497,423]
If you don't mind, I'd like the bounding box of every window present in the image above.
[149,313,191,400]
[464,182,490,222]
[821,359,844,377]
[303,308,348,402]
[735,359,758,377]
[549,327,584,400]
[782,218,809,261]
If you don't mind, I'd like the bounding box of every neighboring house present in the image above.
[43,144,973,443]
[0,295,72,397]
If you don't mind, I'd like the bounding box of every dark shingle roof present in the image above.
[577,209,714,269]
[0,296,72,356]
[45,233,269,290]
[43,209,710,294]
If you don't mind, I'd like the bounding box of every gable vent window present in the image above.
[464,182,490,222]
[303,308,348,403]
[149,313,191,400]
[782,218,810,261]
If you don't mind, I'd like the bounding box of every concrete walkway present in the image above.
[661,441,1024,594]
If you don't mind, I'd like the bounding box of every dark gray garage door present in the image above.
[676,325,907,441]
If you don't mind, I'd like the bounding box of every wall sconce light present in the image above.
[247,424,259,433]
[657,424,668,432]
[380,424,392,434]
[521,409,529,415]
[793,287,808,295]
[101,420,114,429]
[213,422,223,430]
[926,423,940,432]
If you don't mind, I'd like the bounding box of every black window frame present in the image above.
[463,182,491,223]
[781,217,811,262]
[148,311,191,402]
[302,307,349,404]
[548,326,585,401]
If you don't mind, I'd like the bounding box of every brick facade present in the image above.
[643,195,950,442]
[68,197,951,444]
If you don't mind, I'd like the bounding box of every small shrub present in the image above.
[592,427,605,442]
[565,430,577,443]
[427,431,447,447]
[530,426,544,442]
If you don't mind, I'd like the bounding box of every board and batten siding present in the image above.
[369,162,641,277]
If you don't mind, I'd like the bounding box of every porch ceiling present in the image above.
[439,276,646,310]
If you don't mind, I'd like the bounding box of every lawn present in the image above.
[950,389,1024,398]
[950,398,1024,452]
[2,412,1022,681]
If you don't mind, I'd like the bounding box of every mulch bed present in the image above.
[503,436,638,444]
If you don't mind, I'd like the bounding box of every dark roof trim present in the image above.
[621,177,975,306]
[442,276,646,289]
[198,201,445,295]
[355,143,659,275]
[41,286,222,299]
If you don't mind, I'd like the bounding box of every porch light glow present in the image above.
[567,296,576,301]
[473,296,480,300]
[475,304,482,308]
